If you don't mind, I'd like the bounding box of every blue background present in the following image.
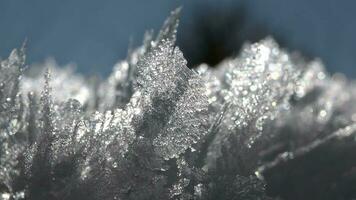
[1,0,355,77]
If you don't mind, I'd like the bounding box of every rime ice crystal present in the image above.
[1,8,356,200]
[136,39,209,159]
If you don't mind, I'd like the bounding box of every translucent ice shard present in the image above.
[153,7,181,47]
[0,46,26,197]
[22,70,138,199]
[201,38,300,172]
[135,33,209,160]
[25,69,57,199]
[97,7,181,112]
[200,39,300,146]
[82,107,136,164]
[98,31,154,110]
[152,73,209,159]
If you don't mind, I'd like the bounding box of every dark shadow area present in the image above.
[178,4,271,68]
[263,134,356,200]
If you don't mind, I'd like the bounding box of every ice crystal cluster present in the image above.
[1,8,356,200]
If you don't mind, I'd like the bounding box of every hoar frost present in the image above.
[1,8,356,200]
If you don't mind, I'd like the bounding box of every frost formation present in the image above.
[1,8,356,200]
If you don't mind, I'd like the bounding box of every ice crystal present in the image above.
[1,7,356,200]
[136,37,208,160]
[199,38,300,171]
[21,60,92,105]
[201,38,299,133]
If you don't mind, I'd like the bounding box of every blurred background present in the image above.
[0,0,356,77]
